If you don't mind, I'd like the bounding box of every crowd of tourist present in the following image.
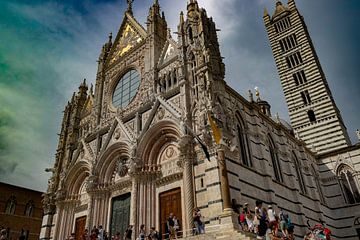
[238,200,295,240]
[75,208,205,240]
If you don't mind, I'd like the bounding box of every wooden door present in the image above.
[75,216,86,240]
[110,193,131,239]
[159,188,182,239]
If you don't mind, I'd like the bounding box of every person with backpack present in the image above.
[148,227,159,240]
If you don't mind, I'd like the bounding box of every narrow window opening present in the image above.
[308,110,316,122]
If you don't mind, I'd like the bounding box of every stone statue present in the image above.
[356,129,360,142]
[117,158,129,177]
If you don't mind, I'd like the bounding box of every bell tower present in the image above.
[264,0,351,153]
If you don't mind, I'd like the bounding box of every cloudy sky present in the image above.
[0,0,359,192]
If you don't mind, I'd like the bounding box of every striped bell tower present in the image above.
[264,0,351,154]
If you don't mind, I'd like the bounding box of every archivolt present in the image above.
[137,120,181,165]
[64,160,91,197]
[96,142,131,185]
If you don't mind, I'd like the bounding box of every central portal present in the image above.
[159,188,182,239]
[75,216,86,240]
[110,193,131,238]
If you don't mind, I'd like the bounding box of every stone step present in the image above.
[178,230,255,240]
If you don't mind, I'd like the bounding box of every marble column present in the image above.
[130,176,139,238]
[179,135,195,236]
[217,145,240,231]
[217,147,232,211]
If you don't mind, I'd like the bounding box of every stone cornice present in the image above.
[156,172,183,187]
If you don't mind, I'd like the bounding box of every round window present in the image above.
[112,69,140,108]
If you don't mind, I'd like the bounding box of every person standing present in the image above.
[124,225,133,240]
[139,224,146,240]
[244,203,253,232]
[194,208,204,234]
[82,229,90,240]
[255,200,266,239]
[98,226,104,240]
[167,213,175,239]
[173,215,180,238]
[148,227,159,240]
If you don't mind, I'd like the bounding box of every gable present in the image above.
[108,12,147,64]
[158,38,179,67]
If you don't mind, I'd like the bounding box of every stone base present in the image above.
[218,209,241,231]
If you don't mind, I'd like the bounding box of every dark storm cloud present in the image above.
[0,0,358,191]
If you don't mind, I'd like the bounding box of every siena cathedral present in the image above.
[41,0,360,239]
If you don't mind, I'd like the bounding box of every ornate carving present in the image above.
[165,146,175,158]
[114,128,122,140]
[86,175,99,192]
[117,158,129,177]
[157,107,165,120]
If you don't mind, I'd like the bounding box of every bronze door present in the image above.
[110,193,131,239]
[159,188,182,239]
[75,216,86,240]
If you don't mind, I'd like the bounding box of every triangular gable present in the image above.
[158,37,179,67]
[98,117,135,158]
[108,12,147,64]
[139,96,182,139]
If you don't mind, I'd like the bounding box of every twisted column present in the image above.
[179,135,195,236]
[130,175,139,238]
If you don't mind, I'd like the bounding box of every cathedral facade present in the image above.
[41,1,360,239]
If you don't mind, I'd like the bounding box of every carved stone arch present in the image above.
[235,110,248,130]
[64,160,91,198]
[137,120,181,166]
[191,103,200,132]
[96,142,131,185]
[336,163,355,176]
[267,133,276,149]
[267,133,283,182]
[234,110,252,166]
[188,50,196,62]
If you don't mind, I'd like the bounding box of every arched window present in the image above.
[311,165,325,204]
[188,27,193,41]
[268,136,283,182]
[24,200,35,217]
[338,165,360,204]
[236,114,251,167]
[173,69,177,86]
[5,196,16,214]
[293,152,307,194]
[189,53,198,100]
[167,72,172,89]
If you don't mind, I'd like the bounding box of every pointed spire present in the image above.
[180,11,184,24]
[108,32,112,43]
[126,0,134,15]
[264,7,269,17]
